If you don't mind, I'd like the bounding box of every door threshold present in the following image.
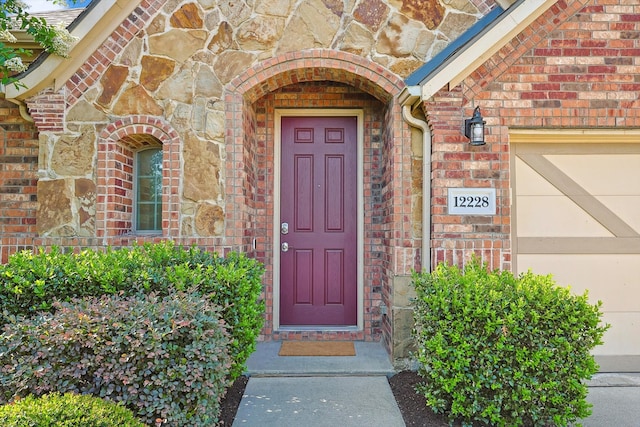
[277,326,360,332]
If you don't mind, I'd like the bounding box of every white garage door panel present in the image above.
[513,141,640,372]
[515,157,563,195]
[597,312,640,356]
[547,154,640,194]
[517,196,613,237]
[596,196,640,231]
[517,254,640,313]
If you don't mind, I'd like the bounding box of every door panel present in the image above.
[294,155,313,231]
[326,156,345,231]
[280,116,357,326]
[325,249,345,304]
[294,250,313,304]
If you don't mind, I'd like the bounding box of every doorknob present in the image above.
[281,242,289,252]
[281,222,289,234]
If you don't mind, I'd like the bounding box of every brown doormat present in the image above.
[278,341,356,356]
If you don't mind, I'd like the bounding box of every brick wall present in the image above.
[24,89,65,133]
[96,116,182,239]
[425,87,511,272]
[0,98,38,262]
[462,0,640,128]
[426,0,640,271]
[484,0,640,128]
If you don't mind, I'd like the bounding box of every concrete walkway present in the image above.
[232,376,404,426]
[232,341,402,426]
[233,342,640,426]
[582,373,640,427]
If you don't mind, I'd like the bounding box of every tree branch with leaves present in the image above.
[1,0,78,89]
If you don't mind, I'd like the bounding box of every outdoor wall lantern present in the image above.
[464,106,486,146]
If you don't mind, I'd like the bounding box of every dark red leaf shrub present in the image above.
[0,292,232,426]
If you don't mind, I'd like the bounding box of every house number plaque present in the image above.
[447,188,496,215]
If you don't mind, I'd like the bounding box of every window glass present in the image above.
[136,148,162,231]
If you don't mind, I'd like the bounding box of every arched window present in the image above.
[135,147,163,232]
[97,117,181,239]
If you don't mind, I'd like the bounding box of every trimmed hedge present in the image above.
[412,258,609,427]
[0,392,146,427]
[0,242,264,379]
[0,292,231,426]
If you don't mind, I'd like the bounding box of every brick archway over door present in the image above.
[223,49,405,251]
[223,49,416,346]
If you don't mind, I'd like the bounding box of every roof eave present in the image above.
[410,0,558,101]
[6,0,141,101]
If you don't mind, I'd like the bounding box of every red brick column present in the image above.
[0,98,39,262]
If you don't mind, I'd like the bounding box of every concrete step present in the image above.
[244,341,396,377]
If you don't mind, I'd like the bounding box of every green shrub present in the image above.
[0,242,264,379]
[412,257,609,427]
[0,392,146,427]
[206,252,265,379]
[0,292,232,427]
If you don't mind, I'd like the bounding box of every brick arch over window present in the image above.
[96,116,181,239]
[223,49,406,251]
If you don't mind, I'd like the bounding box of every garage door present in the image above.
[512,138,640,372]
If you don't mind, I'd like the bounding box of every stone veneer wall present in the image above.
[3,0,494,354]
[23,0,487,245]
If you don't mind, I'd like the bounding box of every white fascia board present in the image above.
[420,0,557,101]
[6,0,140,101]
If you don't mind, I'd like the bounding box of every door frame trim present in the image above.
[273,108,364,331]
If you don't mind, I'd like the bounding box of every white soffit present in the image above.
[495,0,518,9]
[420,0,557,101]
[6,0,141,101]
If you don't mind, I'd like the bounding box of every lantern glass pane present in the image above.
[472,123,484,142]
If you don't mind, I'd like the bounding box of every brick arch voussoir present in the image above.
[99,115,180,146]
[228,49,405,103]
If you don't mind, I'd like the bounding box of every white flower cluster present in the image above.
[4,56,28,73]
[49,23,78,58]
[0,29,18,43]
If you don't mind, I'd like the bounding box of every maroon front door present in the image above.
[280,116,358,326]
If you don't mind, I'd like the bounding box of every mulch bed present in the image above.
[388,370,450,426]
[218,375,248,426]
[217,371,451,426]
